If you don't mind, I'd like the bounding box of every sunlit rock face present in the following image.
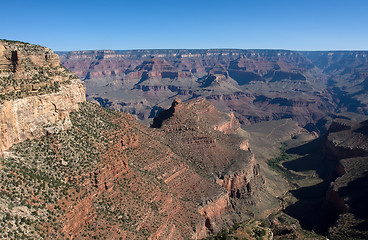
[0,40,85,152]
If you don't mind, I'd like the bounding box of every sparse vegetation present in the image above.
[0,102,118,238]
[0,101,190,238]
[268,143,289,167]
[205,219,271,240]
[0,40,79,103]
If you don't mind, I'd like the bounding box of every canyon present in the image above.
[0,39,367,239]
[58,49,368,133]
[0,40,275,239]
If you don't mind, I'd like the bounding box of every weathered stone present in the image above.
[0,40,85,153]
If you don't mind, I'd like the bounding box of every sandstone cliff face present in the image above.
[0,40,59,73]
[0,40,85,152]
[0,79,85,152]
[198,194,230,235]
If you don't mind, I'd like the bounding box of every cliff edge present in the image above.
[0,40,85,152]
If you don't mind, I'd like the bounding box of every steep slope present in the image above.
[0,101,269,239]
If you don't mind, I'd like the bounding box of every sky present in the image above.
[1,0,368,51]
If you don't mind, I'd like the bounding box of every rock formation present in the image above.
[0,40,85,153]
[151,97,267,230]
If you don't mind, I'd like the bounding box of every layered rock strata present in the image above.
[0,40,85,152]
[152,97,266,233]
[58,49,368,131]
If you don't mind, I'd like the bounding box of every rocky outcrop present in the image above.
[198,194,230,234]
[150,97,182,128]
[151,98,268,236]
[213,112,240,134]
[1,40,79,101]
[0,40,85,153]
[218,155,264,199]
[327,118,355,133]
[323,120,368,161]
[0,40,59,73]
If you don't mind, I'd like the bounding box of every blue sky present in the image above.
[1,0,367,51]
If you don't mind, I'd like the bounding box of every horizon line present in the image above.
[54,48,368,53]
